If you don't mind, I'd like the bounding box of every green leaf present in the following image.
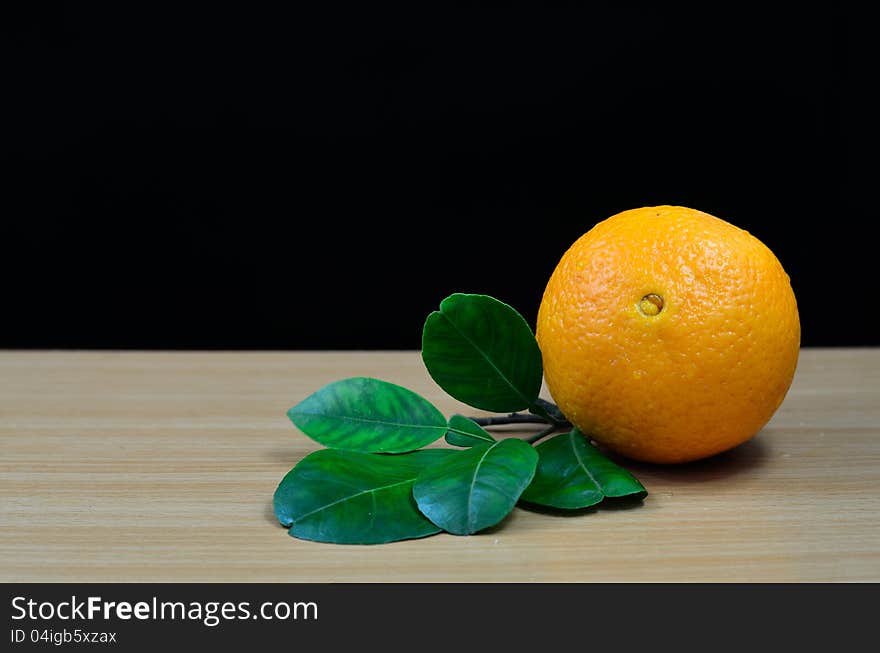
[421,294,543,412]
[274,448,456,544]
[445,414,496,447]
[413,439,538,535]
[287,377,447,453]
[521,429,647,509]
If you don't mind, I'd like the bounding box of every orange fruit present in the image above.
[536,205,800,463]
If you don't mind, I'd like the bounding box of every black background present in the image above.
[3,6,870,349]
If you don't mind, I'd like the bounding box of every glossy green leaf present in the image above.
[421,294,543,412]
[521,429,647,509]
[287,377,447,453]
[445,414,496,447]
[274,448,456,544]
[413,439,538,535]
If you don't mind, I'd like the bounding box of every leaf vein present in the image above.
[466,442,502,533]
[442,314,531,407]
[447,426,494,442]
[294,412,443,431]
[293,478,413,523]
[570,430,602,492]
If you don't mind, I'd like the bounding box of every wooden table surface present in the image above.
[1,349,878,582]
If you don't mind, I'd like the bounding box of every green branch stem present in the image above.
[469,413,549,427]
[467,401,572,447]
[525,424,561,445]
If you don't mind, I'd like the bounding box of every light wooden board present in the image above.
[1,349,878,582]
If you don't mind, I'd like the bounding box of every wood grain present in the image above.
[1,349,878,582]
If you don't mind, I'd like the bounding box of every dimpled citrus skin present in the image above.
[536,206,800,464]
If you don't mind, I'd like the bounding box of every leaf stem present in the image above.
[466,401,571,444]
[468,413,549,427]
[525,424,560,445]
[527,401,556,424]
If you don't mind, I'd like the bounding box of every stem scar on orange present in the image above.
[536,205,800,464]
